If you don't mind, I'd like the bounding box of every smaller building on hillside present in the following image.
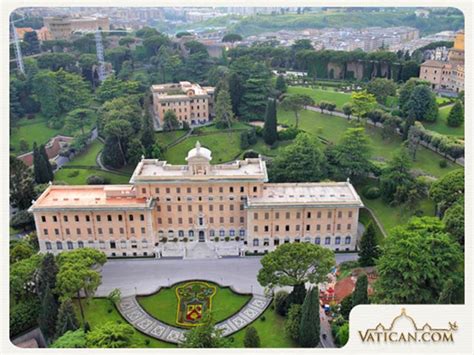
[151,81,215,127]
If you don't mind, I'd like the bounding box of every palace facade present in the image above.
[30,142,363,258]
[151,82,215,127]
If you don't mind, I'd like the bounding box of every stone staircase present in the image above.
[184,242,219,259]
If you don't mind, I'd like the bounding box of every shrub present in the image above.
[254,126,263,137]
[439,160,448,168]
[363,186,381,200]
[274,290,289,316]
[10,210,35,231]
[243,150,259,159]
[243,326,260,348]
[225,236,230,242]
[260,316,266,321]
[278,127,300,141]
[86,175,110,185]
[67,170,80,178]
[214,237,219,242]
[183,237,189,243]
[284,304,302,342]
[107,308,113,313]
[19,139,29,152]
[10,299,40,337]
[145,339,150,346]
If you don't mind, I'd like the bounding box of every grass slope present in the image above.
[424,105,464,137]
[287,86,351,109]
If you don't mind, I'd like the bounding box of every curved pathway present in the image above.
[117,293,271,344]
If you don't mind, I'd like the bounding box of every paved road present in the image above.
[96,254,358,297]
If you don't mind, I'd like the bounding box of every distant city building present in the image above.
[151,82,215,127]
[419,30,464,94]
[44,15,110,40]
[15,27,34,39]
[415,9,430,18]
[30,143,363,257]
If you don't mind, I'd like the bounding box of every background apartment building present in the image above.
[30,143,363,258]
[44,15,110,40]
[151,82,215,127]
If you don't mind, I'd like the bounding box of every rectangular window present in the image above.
[119,227,124,234]
[140,214,145,221]
[229,187,234,193]
[187,187,191,193]
[76,228,81,235]
[264,212,269,219]
[286,212,290,219]
[141,227,146,234]
[43,228,48,235]
[129,215,134,221]
[219,205,224,211]
[253,186,257,193]
[219,217,224,223]
[317,224,321,231]
[157,218,162,224]
[96,215,101,222]
[338,211,342,218]
[208,187,213,193]
[285,225,290,232]
[209,217,214,224]
[296,212,301,219]
[98,228,103,234]
[167,206,172,212]
[254,212,258,220]
[348,211,353,218]
[240,217,244,223]
[317,211,322,218]
[155,188,160,194]
[54,228,59,235]
[219,187,223,193]
[166,188,170,194]
[307,212,311,218]
[64,216,68,222]
[254,226,258,232]
[142,188,146,194]
[264,225,269,232]
[327,224,331,231]
[240,186,244,193]
[118,215,123,221]
[65,228,70,235]
[87,228,92,234]
[275,225,280,232]
[107,215,112,222]
[347,224,352,230]
[168,218,172,224]
[230,217,234,223]
[131,227,135,234]
[306,225,310,231]
[53,216,58,222]
[296,225,300,231]
[328,211,332,218]
[337,224,341,231]
[41,216,46,222]
[275,212,279,219]
[188,218,193,224]
[230,205,234,211]
[209,205,213,212]
[176,187,181,194]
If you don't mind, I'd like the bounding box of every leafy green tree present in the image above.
[358,223,379,267]
[38,286,59,342]
[180,315,230,348]
[162,110,180,131]
[65,108,94,135]
[10,254,43,302]
[374,217,464,304]
[342,102,353,120]
[328,128,371,183]
[379,149,414,205]
[258,242,335,291]
[104,119,133,166]
[100,96,142,133]
[285,304,302,342]
[447,101,464,127]
[339,296,353,320]
[263,99,278,145]
[352,274,369,306]
[269,133,327,183]
[107,288,122,306]
[37,53,76,71]
[96,76,141,103]
[239,63,272,121]
[10,241,34,264]
[429,169,464,214]
[32,70,61,118]
[85,322,135,348]
[400,61,420,82]
[33,143,53,184]
[10,156,36,210]
[72,34,96,53]
[119,36,135,47]
[55,298,79,338]
[443,199,464,246]
[366,78,397,104]
[222,33,243,43]
[51,329,86,348]
[105,47,131,73]
[23,31,40,54]
[274,290,290,316]
[350,90,377,122]
[335,322,349,346]
[140,113,156,157]
[143,34,170,57]
[228,72,244,116]
[281,94,314,128]
[78,53,98,84]
[214,86,234,129]
[299,287,320,348]
[275,75,287,94]
[10,210,35,231]
[175,31,192,38]
[126,138,145,166]
[152,46,182,83]
[405,85,438,122]
[102,136,125,169]
[243,326,261,347]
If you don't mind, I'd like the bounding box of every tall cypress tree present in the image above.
[352,274,369,307]
[299,286,320,347]
[358,222,379,267]
[263,99,278,145]
[140,112,156,156]
[33,142,50,184]
[55,299,79,338]
[288,283,307,306]
[38,286,59,343]
[37,253,59,298]
[39,144,54,181]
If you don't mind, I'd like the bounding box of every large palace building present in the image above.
[151,82,215,127]
[30,143,363,258]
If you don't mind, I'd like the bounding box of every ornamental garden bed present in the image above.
[136,280,252,329]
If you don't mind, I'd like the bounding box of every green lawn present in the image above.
[137,282,251,328]
[231,305,296,348]
[278,108,459,178]
[54,140,131,185]
[164,131,242,164]
[156,130,187,148]
[356,180,437,235]
[55,168,131,185]
[424,105,464,137]
[10,116,63,154]
[67,140,103,166]
[358,208,385,243]
[75,298,174,348]
[288,86,351,109]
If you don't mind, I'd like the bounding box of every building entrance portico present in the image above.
[198,230,205,242]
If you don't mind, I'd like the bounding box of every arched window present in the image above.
[304,237,311,243]
[219,229,225,237]
[263,238,270,246]
[45,241,52,250]
[121,240,127,249]
[78,241,84,248]
[142,239,148,248]
[239,229,246,237]
[168,229,174,237]
[284,237,290,244]
[335,236,341,245]
[99,241,105,249]
[253,239,259,246]
[229,229,235,237]
[56,241,63,250]
[315,237,321,245]
[178,230,184,237]
[325,237,331,245]
[67,241,73,250]
[131,240,137,249]
[345,236,351,244]
[209,229,215,237]
[274,238,280,246]
[188,230,194,237]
